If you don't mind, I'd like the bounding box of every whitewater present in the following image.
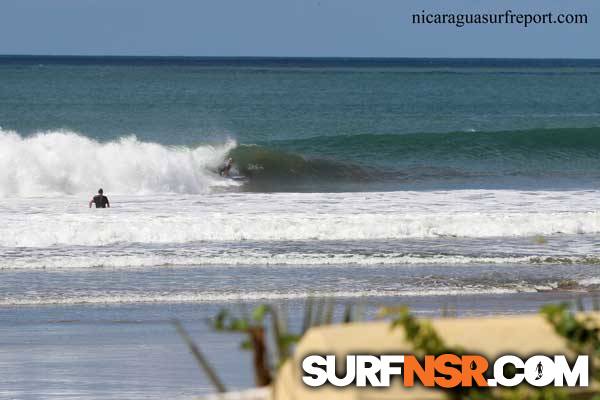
[0,129,237,196]
[2,188,600,246]
[2,186,600,274]
[3,129,600,275]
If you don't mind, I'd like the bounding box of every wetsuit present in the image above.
[92,195,110,208]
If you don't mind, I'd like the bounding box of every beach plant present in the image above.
[209,298,359,388]
[178,301,600,397]
[541,302,600,382]
[380,306,481,400]
[381,306,593,400]
[211,305,286,386]
[380,305,459,356]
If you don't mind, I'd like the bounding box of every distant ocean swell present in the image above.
[2,127,600,196]
[264,127,600,162]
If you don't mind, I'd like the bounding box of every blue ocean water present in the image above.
[2,57,600,399]
[2,56,600,191]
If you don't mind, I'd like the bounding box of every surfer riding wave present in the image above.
[219,157,233,177]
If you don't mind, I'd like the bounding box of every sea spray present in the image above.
[0,129,237,196]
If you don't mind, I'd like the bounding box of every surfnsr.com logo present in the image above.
[302,354,589,388]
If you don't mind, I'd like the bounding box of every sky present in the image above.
[0,0,597,58]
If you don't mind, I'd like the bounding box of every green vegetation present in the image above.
[178,297,600,398]
[541,303,600,383]
[380,305,463,357]
[210,298,362,387]
[381,303,600,399]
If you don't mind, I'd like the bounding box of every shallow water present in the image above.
[1,291,597,400]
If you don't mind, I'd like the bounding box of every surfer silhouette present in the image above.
[535,361,543,380]
[89,188,110,208]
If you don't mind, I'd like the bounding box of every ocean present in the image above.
[2,56,600,399]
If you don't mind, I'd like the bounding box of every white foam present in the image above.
[2,252,589,270]
[578,277,600,286]
[0,288,518,306]
[3,180,600,247]
[2,207,600,247]
[0,129,236,197]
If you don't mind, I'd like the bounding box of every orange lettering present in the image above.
[403,355,435,387]
[461,355,489,387]
[434,354,462,388]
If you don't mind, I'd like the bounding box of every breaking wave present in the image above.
[229,127,600,187]
[4,127,600,196]
[0,129,236,197]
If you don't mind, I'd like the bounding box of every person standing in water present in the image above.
[89,188,110,208]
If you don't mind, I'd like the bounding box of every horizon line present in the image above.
[1,54,600,61]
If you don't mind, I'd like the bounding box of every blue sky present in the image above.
[0,0,597,58]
